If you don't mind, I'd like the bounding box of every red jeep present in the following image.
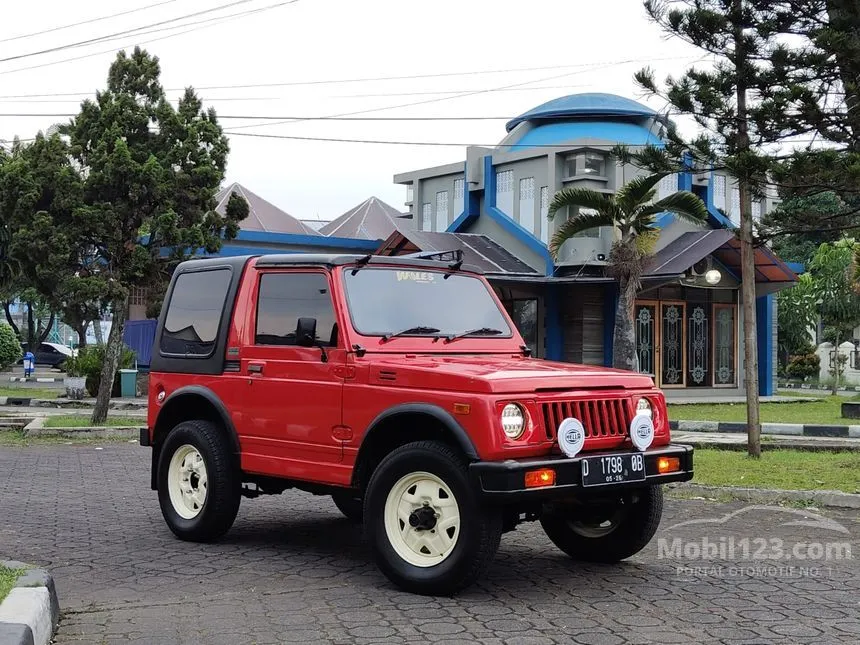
[142,253,693,595]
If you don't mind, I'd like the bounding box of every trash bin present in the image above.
[119,369,138,398]
[23,352,35,378]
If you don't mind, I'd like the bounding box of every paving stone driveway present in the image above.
[1,443,859,644]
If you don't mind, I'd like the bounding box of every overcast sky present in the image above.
[0,0,704,223]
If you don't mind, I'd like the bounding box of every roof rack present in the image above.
[403,249,464,263]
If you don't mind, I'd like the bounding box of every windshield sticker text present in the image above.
[396,271,436,283]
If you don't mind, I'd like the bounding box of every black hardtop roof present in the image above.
[175,253,484,274]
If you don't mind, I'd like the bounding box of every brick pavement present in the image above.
[0,443,858,644]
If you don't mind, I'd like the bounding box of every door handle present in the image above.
[248,363,264,374]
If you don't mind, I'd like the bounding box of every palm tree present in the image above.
[548,172,709,372]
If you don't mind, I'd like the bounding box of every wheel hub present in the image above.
[167,444,208,520]
[383,471,461,567]
[408,506,438,530]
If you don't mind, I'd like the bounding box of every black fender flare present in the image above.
[150,385,241,489]
[355,403,480,476]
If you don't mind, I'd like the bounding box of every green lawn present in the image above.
[693,448,860,493]
[669,396,856,425]
[0,387,59,399]
[42,415,143,428]
[0,565,23,604]
[0,429,133,446]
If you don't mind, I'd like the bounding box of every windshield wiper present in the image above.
[444,327,504,343]
[380,326,441,342]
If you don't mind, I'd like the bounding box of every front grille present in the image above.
[540,398,631,441]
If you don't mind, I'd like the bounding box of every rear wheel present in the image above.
[157,420,241,542]
[331,491,363,522]
[540,486,663,563]
[364,441,501,595]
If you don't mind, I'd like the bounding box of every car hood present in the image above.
[365,354,655,394]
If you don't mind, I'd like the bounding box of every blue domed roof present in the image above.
[505,93,659,132]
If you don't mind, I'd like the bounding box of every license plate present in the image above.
[581,453,646,487]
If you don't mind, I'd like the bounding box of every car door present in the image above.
[239,270,346,481]
[38,344,59,365]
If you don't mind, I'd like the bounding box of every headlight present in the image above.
[501,403,526,439]
[636,398,652,417]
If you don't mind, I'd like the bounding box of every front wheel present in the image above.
[157,420,241,542]
[364,441,502,595]
[540,486,663,563]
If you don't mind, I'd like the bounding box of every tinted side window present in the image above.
[161,268,232,356]
[256,273,337,346]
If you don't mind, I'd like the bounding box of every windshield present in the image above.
[343,268,513,339]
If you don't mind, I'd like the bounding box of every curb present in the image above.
[0,397,147,411]
[779,382,860,392]
[668,482,860,509]
[0,561,59,645]
[7,377,60,384]
[22,417,143,440]
[673,434,860,452]
[671,420,860,439]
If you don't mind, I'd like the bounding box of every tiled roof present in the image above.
[378,224,540,275]
[320,196,405,240]
[215,182,321,236]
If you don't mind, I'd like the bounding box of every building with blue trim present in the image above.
[390,93,797,396]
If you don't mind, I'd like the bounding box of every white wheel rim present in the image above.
[167,444,208,520]
[383,471,460,568]
[569,507,626,538]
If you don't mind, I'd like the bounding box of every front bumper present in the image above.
[470,444,693,502]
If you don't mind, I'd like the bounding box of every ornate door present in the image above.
[687,304,710,386]
[634,300,688,387]
[660,302,686,387]
[634,302,657,377]
[713,304,737,386]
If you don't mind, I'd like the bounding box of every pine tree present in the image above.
[636,0,780,457]
[753,1,860,231]
[64,48,246,423]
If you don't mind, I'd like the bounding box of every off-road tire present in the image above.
[364,440,502,596]
[157,419,241,542]
[540,485,664,563]
[331,492,363,522]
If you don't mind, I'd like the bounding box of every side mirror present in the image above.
[296,317,317,347]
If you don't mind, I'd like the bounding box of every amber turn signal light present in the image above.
[524,468,556,488]
[657,456,681,474]
[453,403,471,415]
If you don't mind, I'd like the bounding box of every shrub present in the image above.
[0,323,21,370]
[61,354,84,377]
[785,353,820,380]
[76,344,135,397]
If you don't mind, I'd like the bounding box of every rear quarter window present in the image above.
[160,268,232,357]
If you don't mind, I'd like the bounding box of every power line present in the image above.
[225,131,825,147]
[0,56,692,99]
[0,1,298,78]
[2,131,827,150]
[0,0,180,45]
[220,53,712,134]
[221,64,656,133]
[226,132,650,147]
[0,86,593,104]
[0,0,256,65]
[331,85,595,99]
[2,68,649,130]
[0,113,517,120]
